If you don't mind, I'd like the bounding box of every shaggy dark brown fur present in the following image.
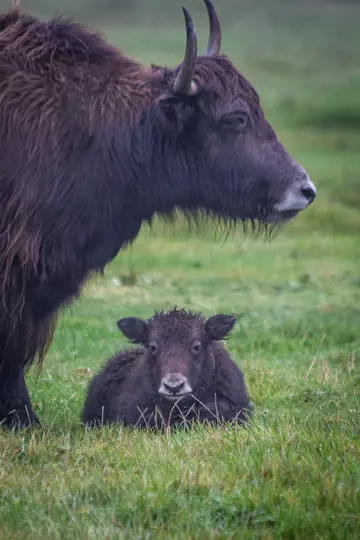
[82,309,252,428]
[0,2,312,427]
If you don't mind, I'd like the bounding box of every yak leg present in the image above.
[0,285,58,429]
[0,315,52,428]
[0,367,40,429]
[1,264,97,429]
[0,315,39,428]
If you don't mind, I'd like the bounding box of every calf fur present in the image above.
[82,308,252,429]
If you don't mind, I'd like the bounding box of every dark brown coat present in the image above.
[0,1,314,427]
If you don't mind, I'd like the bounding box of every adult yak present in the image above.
[0,0,316,427]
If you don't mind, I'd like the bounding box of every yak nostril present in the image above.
[164,381,184,394]
[301,186,316,204]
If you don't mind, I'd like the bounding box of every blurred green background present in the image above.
[0,1,359,538]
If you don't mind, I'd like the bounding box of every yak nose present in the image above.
[273,174,316,215]
[158,373,192,399]
[301,184,316,205]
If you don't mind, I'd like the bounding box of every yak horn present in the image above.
[204,0,221,56]
[173,7,198,95]
[12,0,20,9]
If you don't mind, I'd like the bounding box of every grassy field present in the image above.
[1,1,360,538]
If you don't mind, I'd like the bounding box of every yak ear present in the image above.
[205,314,236,342]
[157,93,198,131]
[117,317,149,345]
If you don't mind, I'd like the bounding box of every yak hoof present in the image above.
[0,406,41,430]
[0,370,42,430]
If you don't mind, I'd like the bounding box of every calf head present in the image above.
[117,309,236,400]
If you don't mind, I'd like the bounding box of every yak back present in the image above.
[210,341,249,405]
[0,10,152,125]
[89,347,148,395]
[81,347,149,424]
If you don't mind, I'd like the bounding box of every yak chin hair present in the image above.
[146,207,279,243]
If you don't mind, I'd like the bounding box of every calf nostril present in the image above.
[164,381,184,394]
[301,186,316,204]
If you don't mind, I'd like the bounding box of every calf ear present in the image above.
[117,317,149,345]
[205,314,236,342]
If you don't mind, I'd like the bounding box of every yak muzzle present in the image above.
[272,168,316,222]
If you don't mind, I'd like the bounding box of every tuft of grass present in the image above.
[1,1,360,538]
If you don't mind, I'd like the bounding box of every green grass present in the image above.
[1,1,360,538]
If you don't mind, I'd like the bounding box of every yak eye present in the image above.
[149,342,158,355]
[232,113,249,130]
[222,112,249,132]
[192,341,202,355]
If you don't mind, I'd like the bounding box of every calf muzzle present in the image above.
[158,373,192,400]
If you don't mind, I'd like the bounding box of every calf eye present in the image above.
[192,341,202,354]
[149,342,158,355]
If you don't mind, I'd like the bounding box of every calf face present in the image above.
[117,310,235,400]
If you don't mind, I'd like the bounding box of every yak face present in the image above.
[117,309,236,401]
[144,1,316,227]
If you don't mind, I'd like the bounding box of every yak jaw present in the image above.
[158,372,192,400]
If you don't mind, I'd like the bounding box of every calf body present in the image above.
[82,309,252,428]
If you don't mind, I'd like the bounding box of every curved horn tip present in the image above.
[181,6,196,33]
[204,0,222,56]
[173,5,198,95]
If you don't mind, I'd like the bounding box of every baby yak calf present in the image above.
[82,308,252,429]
